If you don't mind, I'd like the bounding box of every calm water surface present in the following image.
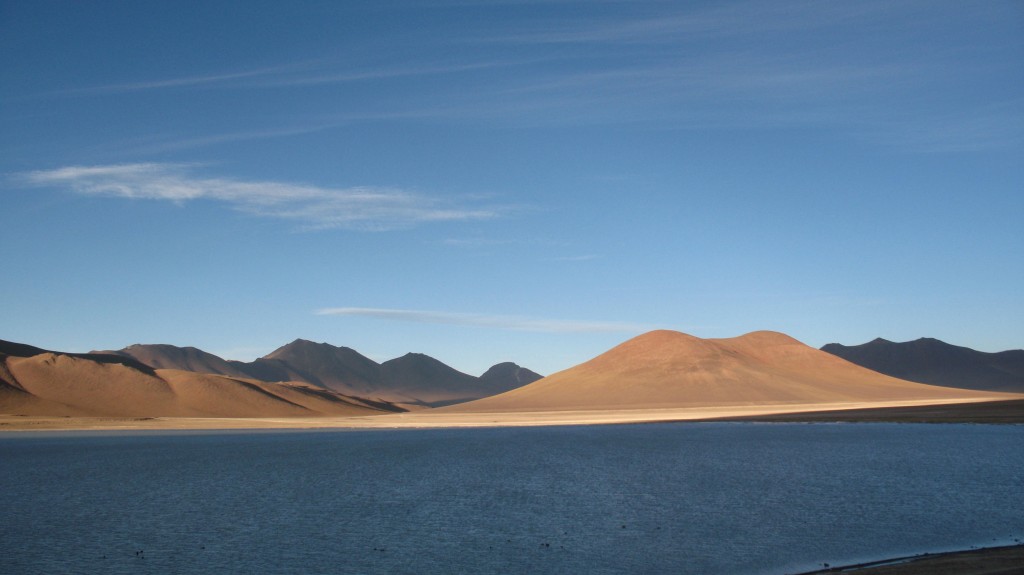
[1,422,1021,575]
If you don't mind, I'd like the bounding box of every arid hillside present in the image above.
[449,330,1018,412]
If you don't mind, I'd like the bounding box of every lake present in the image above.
[1,422,1021,574]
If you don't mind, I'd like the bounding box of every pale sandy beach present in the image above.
[2,397,1019,431]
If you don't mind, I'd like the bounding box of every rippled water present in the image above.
[1,423,1021,575]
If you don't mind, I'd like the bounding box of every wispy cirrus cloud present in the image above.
[475,1,895,46]
[115,123,346,155]
[862,100,1024,153]
[63,57,522,95]
[550,254,600,262]
[22,163,505,231]
[316,307,652,334]
[61,62,317,95]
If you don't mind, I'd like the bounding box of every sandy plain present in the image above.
[3,396,1020,431]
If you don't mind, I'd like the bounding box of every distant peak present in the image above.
[740,330,794,339]
[628,330,698,343]
[394,352,433,362]
[124,343,185,351]
[480,361,525,376]
[479,361,544,386]
[279,339,345,352]
[263,338,332,360]
[732,330,803,346]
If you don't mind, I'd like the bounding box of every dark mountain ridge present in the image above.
[821,337,1024,392]
[99,338,542,407]
[2,338,156,375]
[253,339,381,394]
[479,362,543,388]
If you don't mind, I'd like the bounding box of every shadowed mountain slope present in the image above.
[479,362,543,389]
[104,344,252,379]
[5,338,156,374]
[98,339,538,407]
[380,353,484,407]
[0,339,49,358]
[448,330,1018,413]
[821,338,1024,393]
[0,345,401,418]
[251,339,382,395]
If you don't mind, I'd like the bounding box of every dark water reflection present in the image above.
[1,422,1022,574]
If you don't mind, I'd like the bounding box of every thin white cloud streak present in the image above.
[441,237,519,247]
[31,0,1015,153]
[550,254,600,262]
[316,307,653,334]
[64,57,522,96]
[862,100,1024,153]
[255,59,523,88]
[438,0,1021,151]
[119,123,346,155]
[63,62,315,95]
[22,164,505,231]
[109,109,460,155]
[472,0,898,45]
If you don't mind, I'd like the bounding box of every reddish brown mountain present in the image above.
[0,340,400,418]
[105,344,252,379]
[449,330,1017,412]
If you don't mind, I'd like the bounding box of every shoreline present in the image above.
[1,398,1021,432]
[791,543,1024,575]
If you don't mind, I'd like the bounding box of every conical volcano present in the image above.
[449,330,1016,412]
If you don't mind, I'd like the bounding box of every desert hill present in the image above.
[244,339,383,395]
[821,337,1024,393]
[102,339,542,407]
[0,340,400,418]
[479,362,543,389]
[106,343,253,379]
[448,330,1018,413]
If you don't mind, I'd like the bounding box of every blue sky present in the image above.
[2,1,1022,375]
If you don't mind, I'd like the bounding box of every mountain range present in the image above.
[821,337,1024,393]
[0,339,400,418]
[447,330,1017,413]
[3,332,1021,421]
[98,339,542,407]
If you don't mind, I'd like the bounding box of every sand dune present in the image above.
[446,330,1020,413]
[1,352,399,418]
